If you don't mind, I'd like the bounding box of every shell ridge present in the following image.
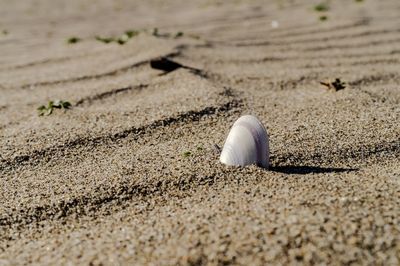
[234,119,266,166]
[220,115,269,168]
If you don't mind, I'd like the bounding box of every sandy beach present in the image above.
[0,0,399,264]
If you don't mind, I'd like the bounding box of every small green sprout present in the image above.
[37,100,71,116]
[95,36,114,44]
[124,30,139,38]
[67,37,81,44]
[355,0,363,2]
[182,151,192,157]
[150,28,195,39]
[196,145,203,151]
[2,30,8,35]
[37,105,51,116]
[117,38,127,45]
[96,30,139,45]
[319,15,328,21]
[175,31,183,38]
[314,3,329,12]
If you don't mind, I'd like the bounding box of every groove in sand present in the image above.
[0,99,242,173]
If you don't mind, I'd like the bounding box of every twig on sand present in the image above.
[320,78,346,91]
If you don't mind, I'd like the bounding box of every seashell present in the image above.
[220,115,269,168]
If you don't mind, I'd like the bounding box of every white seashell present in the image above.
[220,115,269,168]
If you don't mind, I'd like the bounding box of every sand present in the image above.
[0,0,399,265]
